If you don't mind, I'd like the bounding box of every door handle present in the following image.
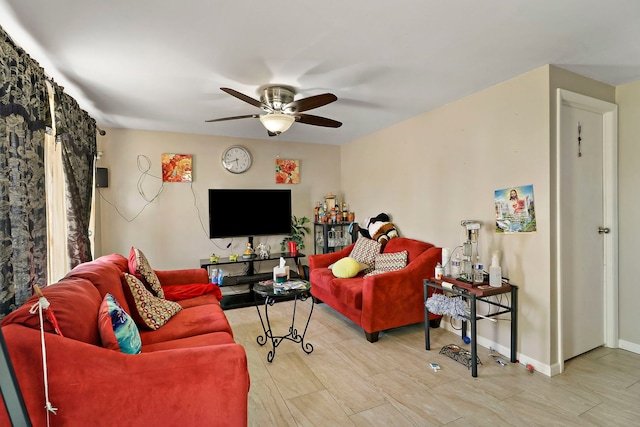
[598,227,610,234]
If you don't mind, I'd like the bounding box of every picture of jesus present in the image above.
[495,185,536,233]
[509,189,526,215]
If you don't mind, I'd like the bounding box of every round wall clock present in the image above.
[221,145,252,174]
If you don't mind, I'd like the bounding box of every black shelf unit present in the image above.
[313,222,358,254]
[200,252,305,310]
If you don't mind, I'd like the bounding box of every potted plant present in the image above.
[281,215,311,253]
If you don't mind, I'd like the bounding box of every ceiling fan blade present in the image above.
[205,114,259,123]
[220,87,263,108]
[287,93,337,113]
[296,113,342,128]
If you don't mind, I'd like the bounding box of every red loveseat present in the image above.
[308,237,443,342]
[0,253,249,427]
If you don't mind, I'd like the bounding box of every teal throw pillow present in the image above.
[98,293,142,354]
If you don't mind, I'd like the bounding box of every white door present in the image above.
[557,89,618,365]
[560,106,604,359]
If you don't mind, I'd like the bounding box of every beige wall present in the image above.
[342,66,553,369]
[96,128,340,274]
[615,80,640,352]
[341,65,627,373]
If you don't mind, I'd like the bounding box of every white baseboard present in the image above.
[439,321,552,376]
[549,362,563,376]
[618,339,640,354]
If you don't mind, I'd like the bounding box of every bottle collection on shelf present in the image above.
[313,192,355,224]
[437,221,503,288]
[438,249,502,288]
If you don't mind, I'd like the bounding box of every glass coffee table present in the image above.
[253,280,314,362]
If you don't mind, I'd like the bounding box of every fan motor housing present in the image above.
[260,85,296,112]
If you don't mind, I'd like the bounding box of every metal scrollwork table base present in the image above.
[253,282,314,363]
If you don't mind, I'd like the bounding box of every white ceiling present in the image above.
[2,1,639,145]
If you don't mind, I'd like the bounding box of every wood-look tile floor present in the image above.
[224,300,640,426]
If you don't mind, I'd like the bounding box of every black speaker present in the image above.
[96,167,109,188]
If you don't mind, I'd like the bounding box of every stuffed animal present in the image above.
[358,213,399,245]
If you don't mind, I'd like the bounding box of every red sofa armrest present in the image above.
[155,268,209,285]
[1,325,249,427]
[360,247,442,333]
[308,243,355,270]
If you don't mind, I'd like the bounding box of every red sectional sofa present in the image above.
[0,253,249,427]
[308,237,443,342]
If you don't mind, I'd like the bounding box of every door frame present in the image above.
[555,89,618,374]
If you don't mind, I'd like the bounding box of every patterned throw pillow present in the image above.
[98,293,142,354]
[130,247,164,299]
[364,250,408,278]
[121,273,182,330]
[348,237,382,274]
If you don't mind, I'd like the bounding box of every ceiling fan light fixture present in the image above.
[259,113,295,134]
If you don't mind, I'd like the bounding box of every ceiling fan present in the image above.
[205,86,342,136]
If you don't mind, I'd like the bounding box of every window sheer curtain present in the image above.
[45,80,70,284]
[53,85,96,269]
[0,26,50,318]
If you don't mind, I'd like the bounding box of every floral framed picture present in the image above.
[275,159,300,184]
[162,153,192,182]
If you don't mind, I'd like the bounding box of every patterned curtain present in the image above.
[0,26,50,318]
[53,85,96,269]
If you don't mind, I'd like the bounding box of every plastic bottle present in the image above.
[451,253,461,279]
[441,248,451,276]
[435,262,444,279]
[217,268,224,286]
[489,252,502,287]
[473,256,484,283]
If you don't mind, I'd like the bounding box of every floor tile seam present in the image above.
[325,389,392,418]
[279,393,311,426]
[574,401,629,427]
[284,388,356,423]
[265,368,326,400]
[249,377,299,426]
[383,392,464,426]
[626,378,640,390]
[310,361,389,399]
[346,401,418,426]
[517,379,601,406]
[500,392,601,423]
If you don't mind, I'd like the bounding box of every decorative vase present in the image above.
[288,241,298,254]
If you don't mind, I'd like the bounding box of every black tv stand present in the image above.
[200,252,306,310]
[245,236,255,275]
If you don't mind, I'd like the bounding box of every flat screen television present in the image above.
[208,189,292,239]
